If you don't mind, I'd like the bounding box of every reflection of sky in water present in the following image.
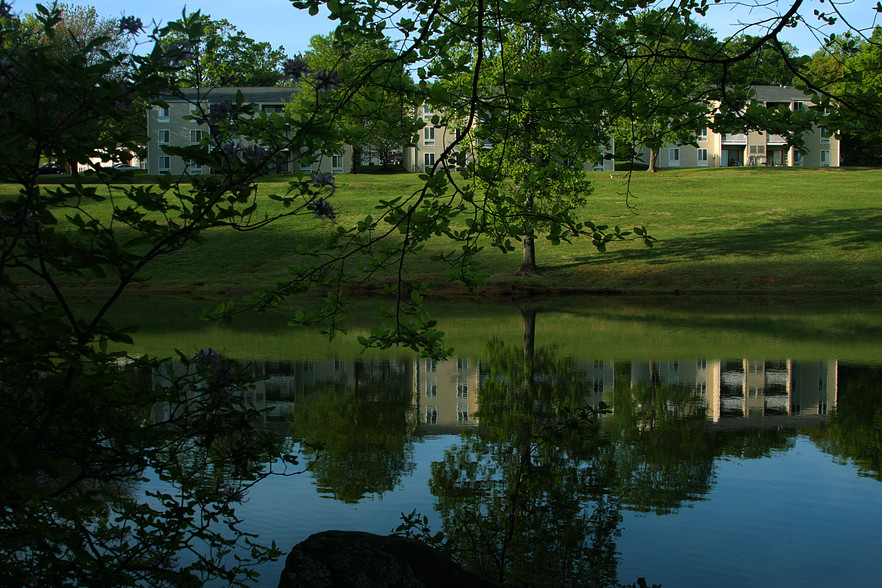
[204,433,882,588]
[223,437,453,587]
[617,436,882,588]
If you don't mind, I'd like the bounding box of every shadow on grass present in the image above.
[569,208,882,266]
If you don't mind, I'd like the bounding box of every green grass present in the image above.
[8,166,882,296]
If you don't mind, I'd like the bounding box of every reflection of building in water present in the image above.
[153,358,415,433]
[572,359,617,407]
[630,360,837,422]
[413,358,481,433]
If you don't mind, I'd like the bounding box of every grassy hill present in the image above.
[7,166,882,298]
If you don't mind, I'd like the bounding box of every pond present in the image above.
[126,296,882,587]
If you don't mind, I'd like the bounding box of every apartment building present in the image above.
[145,87,352,176]
[648,85,840,169]
[403,103,617,173]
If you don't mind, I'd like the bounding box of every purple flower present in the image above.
[313,69,339,93]
[282,58,309,82]
[220,486,248,503]
[308,197,336,220]
[195,347,223,368]
[241,144,267,162]
[195,348,238,388]
[118,15,143,35]
[311,173,335,187]
[208,99,234,124]
[152,554,179,570]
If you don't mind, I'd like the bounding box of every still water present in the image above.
[134,297,882,587]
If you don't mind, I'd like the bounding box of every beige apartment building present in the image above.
[403,103,617,173]
[648,85,840,169]
[146,87,353,176]
[629,359,837,422]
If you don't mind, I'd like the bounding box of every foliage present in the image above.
[612,9,719,173]
[0,6,339,584]
[721,34,808,86]
[286,359,417,503]
[157,12,289,87]
[6,3,146,168]
[804,26,882,164]
[808,363,882,481]
[283,33,421,171]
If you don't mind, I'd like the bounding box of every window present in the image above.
[820,150,830,166]
[424,152,435,168]
[157,129,170,145]
[697,148,708,166]
[189,129,203,145]
[158,106,170,121]
[456,379,468,398]
[425,359,437,373]
[820,127,830,144]
[457,402,469,423]
[593,378,604,394]
[793,101,805,111]
[793,151,805,166]
[262,104,283,114]
[187,161,202,175]
[189,104,200,116]
[699,128,708,141]
[426,381,437,397]
[457,358,468,371]
[299,163,313,174]
[425,406,438,424]
[158,156,170,174]
[331,155,344,171]
[668,148,680,167]
[424,126,435,145]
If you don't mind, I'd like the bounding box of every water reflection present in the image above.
[154,349,860,582]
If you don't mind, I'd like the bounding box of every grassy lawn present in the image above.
[6,166,882,297]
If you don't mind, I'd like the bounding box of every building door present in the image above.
[723,148,743,167]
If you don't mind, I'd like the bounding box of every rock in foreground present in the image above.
[278,530,503,588]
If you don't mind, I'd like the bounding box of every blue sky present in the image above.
[9,0,879,57]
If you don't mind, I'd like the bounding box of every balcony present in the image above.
[767,133,787,145]
[722,133,747,144]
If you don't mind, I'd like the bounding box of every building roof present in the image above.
[162,87,298,103]
[751,85,812,103]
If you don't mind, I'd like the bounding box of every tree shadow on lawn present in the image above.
[574,208,882,266]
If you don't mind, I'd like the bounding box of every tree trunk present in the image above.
[518,232,537,275]
[351,145,361,174]
[648,149,658,173]
[521,306,537,392]
[516,191,540,276]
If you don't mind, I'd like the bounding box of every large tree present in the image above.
[611,10,721,172]
[158,12,288,87]
[284,33,420,172]
[721,34,809,86]
[804,27,882,164]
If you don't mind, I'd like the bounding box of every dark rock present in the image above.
[278,530,503,588]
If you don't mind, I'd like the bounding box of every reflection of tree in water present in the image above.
[602,362,795,514]
[288,359,416,503]
[808,364,882,482]
[429,335,623,587]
